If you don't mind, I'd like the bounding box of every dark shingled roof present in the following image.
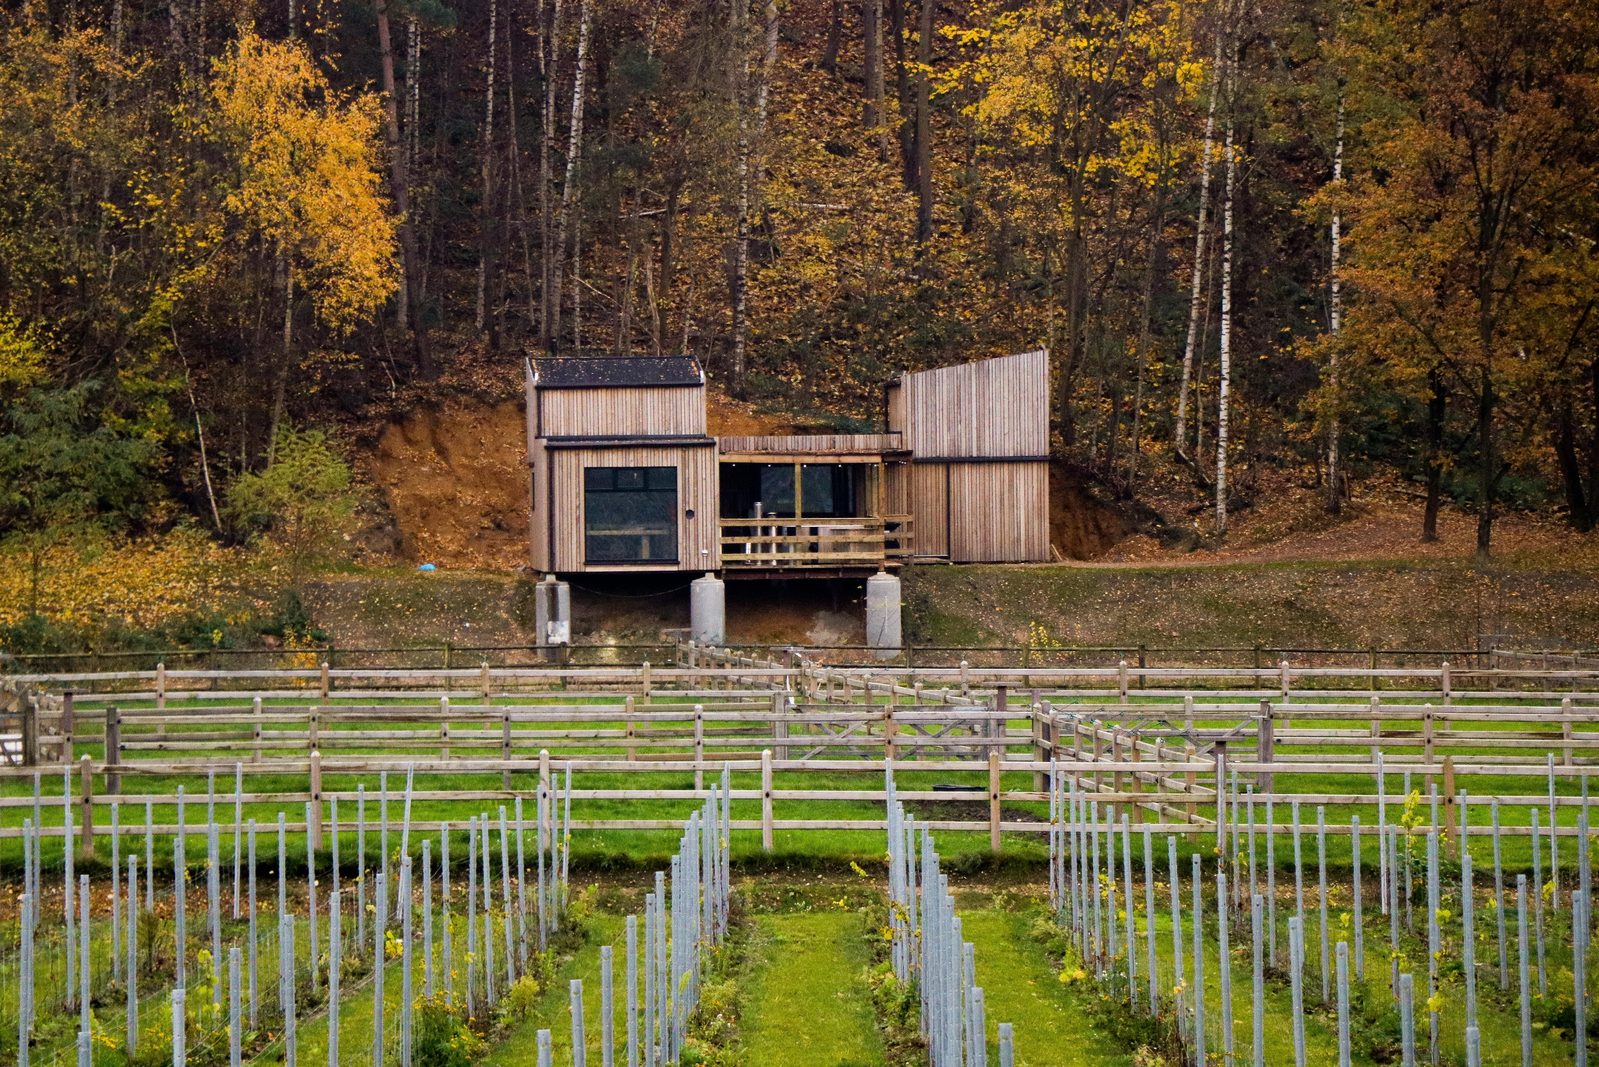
[533,355,703,389]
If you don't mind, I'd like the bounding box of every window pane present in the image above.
[584,465,679,563]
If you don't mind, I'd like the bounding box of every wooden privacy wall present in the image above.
[888,348,1049,458]
[545,443,719,571]
[536,385,706,437]
[888,350,1051,562]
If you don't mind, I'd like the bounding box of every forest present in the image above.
[1,0,1597,583]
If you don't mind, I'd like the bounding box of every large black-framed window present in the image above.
[584,466,679,563]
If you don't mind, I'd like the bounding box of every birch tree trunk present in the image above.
[1215,58,1238,535]
[1175,27,1224,455]
[731,0,779,393]
[476,0,498,335]
[549,0,591,350]
[1326,91,1346,514]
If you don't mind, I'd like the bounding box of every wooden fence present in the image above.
[6,651,1599,855]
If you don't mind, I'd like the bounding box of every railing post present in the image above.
[309,749,324,852]
[988,749,1003,854]
[760,750,774,852]
[104,707,122,795]
[78,753,94,860]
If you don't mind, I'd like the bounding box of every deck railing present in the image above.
[718,515,912,568]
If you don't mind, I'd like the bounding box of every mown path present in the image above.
[739,911,884,1067]
[960,910,1134,1066]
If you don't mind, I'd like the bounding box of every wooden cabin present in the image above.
[523,350,1050,576]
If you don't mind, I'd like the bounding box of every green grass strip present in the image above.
[740,911,884,1067]
[960,910,1133,1066]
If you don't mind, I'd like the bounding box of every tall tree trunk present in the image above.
[477,0,498,337]
[549,0,591,351]
[1326,90,1345,514]
[1555,399,1591,531]
[1175,27,1223,454]
[406,17,421,180]
[912,0,933,248]
[1422,369,1445,542]
[656,179,680,353]
[889,0,914,188]
[864,0,886,158]
[822,0,842,74]
[1476,362,1494,557]
[1128,170,1169,493]
[1215,65,1237,535]
[537,0,564,348]
[375,0,431,374]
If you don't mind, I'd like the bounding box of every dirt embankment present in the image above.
[366,400,530,570]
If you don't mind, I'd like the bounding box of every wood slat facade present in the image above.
[887,349,1050,564]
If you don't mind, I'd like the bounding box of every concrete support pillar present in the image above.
[690,574,726,647]
[866,571,902,661]
[534,576,571,648]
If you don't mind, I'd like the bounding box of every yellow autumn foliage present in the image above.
[208,32,398,332]
[0,529,268,632]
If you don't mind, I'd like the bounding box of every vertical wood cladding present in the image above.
[538,386,707,437]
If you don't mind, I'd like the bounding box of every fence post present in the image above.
[1128,731,1144,823]
[309,750,324,852]
[883,701,896,763]
[693,706,705,791]
[1563,697,1575,767]
[252,697,263,763]
[772,691,789,762]
[760,750,774,852]
[105,707,122,795]
[640,661,652,705]
[481,663,492,704]
[1184,741,1199,840]
[1440,659,1452,731]
[1442,756,1458,843]
[78,753,94,859]
[61,691,76,765]
[538,750,552,842]
[319,662,330,701]
[440,697,451,760]
[1258,702,1275,795]
[22,689,39,767]
[308,707,320,756]
[501,710,513,790]
[989,749,1003,853]
[625,696,637,763]
[1423,707,1435,767]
